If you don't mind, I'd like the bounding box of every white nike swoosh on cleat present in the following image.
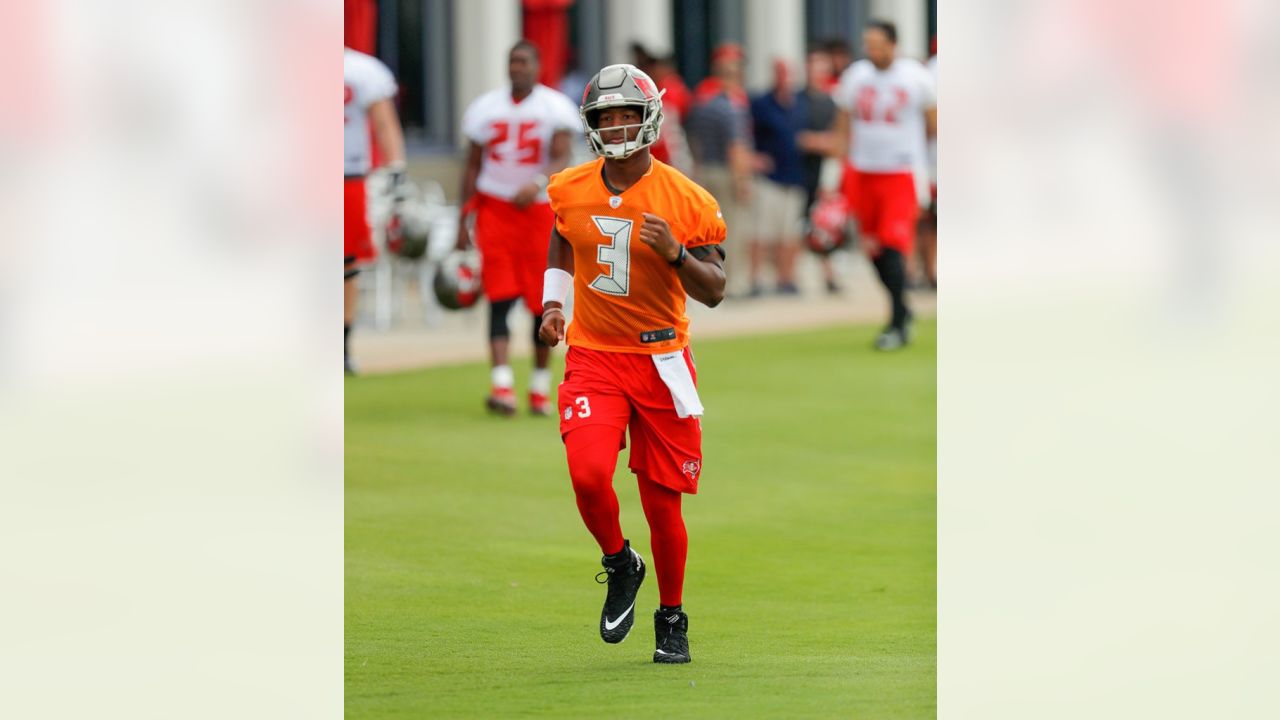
[603,602,635,631]
[654,649,673,655]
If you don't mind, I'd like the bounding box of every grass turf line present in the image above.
[346,320,936,718]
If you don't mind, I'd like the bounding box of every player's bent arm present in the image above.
[545,226,574,276]
[458,141,483,207]
[517,131,573,207]
[639,211,724,307]
[924,106,937,139]
[455,142,484,249]
[546,131,572,177]
[676,246,726,308]
[539,227,574,346]
[368,99,406,168]
[831,109,850,160]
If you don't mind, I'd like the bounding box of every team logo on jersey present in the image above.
[682,460,701,481]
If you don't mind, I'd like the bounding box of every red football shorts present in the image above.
[841,165,918,254]
[558,345,704,494]
[473,192,553,314]
[344,177,375,263]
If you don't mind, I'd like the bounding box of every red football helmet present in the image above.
[433,249,483,310]
[805,192,851,255]
[385,197,433,259]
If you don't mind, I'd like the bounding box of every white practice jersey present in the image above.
[461,84,581,201]
[344,49,397,177]
[834,58,936,174]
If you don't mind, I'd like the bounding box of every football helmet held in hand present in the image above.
[433,249,483,310]
[386,197,432,259]
[805,192,851,255]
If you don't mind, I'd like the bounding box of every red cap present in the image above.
[711,42,744,64]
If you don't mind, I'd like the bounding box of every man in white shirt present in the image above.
[454,41,580,415]
[344,47,406,374]
[832,21,937,350]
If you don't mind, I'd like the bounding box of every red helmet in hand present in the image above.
[433,250,483,310]
[805,193,851,255]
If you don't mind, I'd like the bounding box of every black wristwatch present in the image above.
[669,245,687,268]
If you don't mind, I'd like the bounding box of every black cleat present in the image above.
[874,326,908,351]
[596,540,645,644]
[653,609,691,664]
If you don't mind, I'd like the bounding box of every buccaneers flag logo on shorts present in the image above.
[682,459,701,481]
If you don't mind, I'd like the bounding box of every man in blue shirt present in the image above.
[748,60,807,295]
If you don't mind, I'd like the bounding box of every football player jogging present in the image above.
[539,64,726,664]
[456,41,580,415]
[832,21,936,350]
[344,47,406,374]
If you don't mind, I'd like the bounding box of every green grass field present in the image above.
[346,320,936,718]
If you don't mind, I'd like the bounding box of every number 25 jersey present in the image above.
[460,84,581,202]
[547,157,726,355]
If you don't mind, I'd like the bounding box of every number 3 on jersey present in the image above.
[589,216,632,297]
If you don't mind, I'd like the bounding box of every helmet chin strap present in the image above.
[602,139,643,159]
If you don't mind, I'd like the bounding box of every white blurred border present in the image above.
[941,0,1280,717]
[1,2,341,717]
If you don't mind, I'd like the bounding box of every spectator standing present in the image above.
[685,43,753,297]
[821,36,854,88]
[748,59,806,295]
[794,47,842,293]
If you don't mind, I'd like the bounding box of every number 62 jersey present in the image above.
[547,157,726,355]
[833,57,936,174]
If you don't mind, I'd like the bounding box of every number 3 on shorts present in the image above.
[574,396,591,418]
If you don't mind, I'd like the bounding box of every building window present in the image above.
[380,0,456,151]
[804,0,869,49]
[673,0,745,87]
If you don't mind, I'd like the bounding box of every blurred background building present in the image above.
[344,0,937,363]
[346,0,937,196]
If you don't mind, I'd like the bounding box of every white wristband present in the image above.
[542,268,572,307]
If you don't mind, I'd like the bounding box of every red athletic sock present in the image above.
[637,475,688,607]
[564,424,626,556]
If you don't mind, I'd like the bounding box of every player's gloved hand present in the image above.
[385,163,408,201]
[639,213,681,263]
[539,305,566,347]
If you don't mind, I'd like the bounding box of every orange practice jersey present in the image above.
[547,158,726,354]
